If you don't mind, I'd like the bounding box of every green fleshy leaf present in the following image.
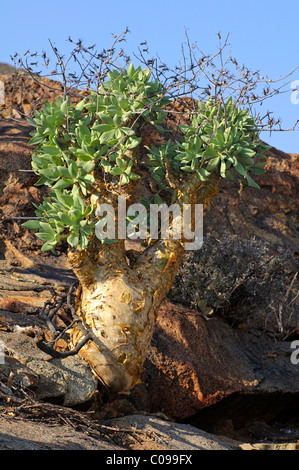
[52,178,73,190]
[35,232,55,242]
[196,168,210,181]
[180,166,193,172]
[220,160,227,178]
[22,220,40,230]
[67,232,79,247]
[234,160,247,176]
[41,240,57,252]
[28,134,45,146]
[246,174,260,189]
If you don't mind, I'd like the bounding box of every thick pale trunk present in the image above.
[68,238,185,393]
[68,172,220,394]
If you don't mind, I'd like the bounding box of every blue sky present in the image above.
[1,0,298,153]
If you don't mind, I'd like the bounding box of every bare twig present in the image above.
[8,29,298,134]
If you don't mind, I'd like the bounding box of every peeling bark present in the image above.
[68,173,220,394]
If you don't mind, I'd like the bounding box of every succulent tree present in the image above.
[17,32,294,394]
[22,62,269,393]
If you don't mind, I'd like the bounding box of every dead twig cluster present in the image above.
[266,272,298,341]
[8,28,299,134]
[0,382,162,449]
[36,281,95,359]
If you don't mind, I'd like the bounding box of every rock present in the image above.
[0,414,123,450]
[204,146,299,253]
[0,309,47,330]
[0,408,243,450]
[0,72,87,120]
[105,414,239,450]
[1,409,296,450]
[0,330,98,406]
[0,63,19,74]
[0,295,50,314]
[249,442,299,451]
[130,300,299,421]
[0,73,65,119]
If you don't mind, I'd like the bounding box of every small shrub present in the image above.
[169,233,298,339]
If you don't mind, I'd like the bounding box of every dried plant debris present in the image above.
[0,379,155,450]
[169,233,298,339]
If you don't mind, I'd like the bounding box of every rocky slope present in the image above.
[0,69,298,449]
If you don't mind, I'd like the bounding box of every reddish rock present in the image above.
[0,73,87,120]
[130,300,298,421]
[204,148,299,252]
[0,295,49,315]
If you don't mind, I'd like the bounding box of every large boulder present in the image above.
[130,300,298,421]
[0,410,239,450]
[0,413,123,450]
[0,327,98,407]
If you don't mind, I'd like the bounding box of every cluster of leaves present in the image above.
[28,98,95,193]
[146,97,269,190]
[25,186,93,252]
[23,65,170,251]
[23,63,268,253]
[83,64,169,184]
